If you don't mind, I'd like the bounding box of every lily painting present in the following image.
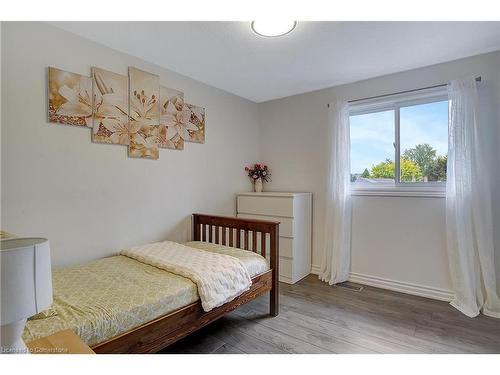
[129,124,160,160]
[47,65,207,159]
[92,68,131,145]
[128,67,160,159]
[185,103,206,144]
[159,86,185,150]
[48,67,92,127]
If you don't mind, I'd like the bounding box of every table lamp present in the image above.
[1,238,53,354]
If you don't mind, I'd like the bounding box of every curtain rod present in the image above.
[327,76,482,107]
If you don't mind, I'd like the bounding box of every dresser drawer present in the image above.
[279,237,294,258]
[279,256,293,278]
[237,195,294,217]
[236,213,294,238]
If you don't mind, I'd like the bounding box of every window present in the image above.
[350,89,448,195]
[350,110,395,186]
[399,101,448,183]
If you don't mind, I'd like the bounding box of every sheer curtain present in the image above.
[446,77,500,318]
[319,100,351,285]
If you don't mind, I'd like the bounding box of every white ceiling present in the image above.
[51,22,500,103]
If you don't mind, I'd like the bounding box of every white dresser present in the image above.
[236,192,312,284]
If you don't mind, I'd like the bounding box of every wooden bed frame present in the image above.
[91,213,279,354]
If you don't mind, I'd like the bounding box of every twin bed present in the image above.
[23,214,279,354]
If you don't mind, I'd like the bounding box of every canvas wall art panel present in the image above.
[128,67,160,159]
[128,124,160,160]
[159,86,185,150]
[158,125,184,150]
[129,67,160,126]
[92,67,131,145]
[48,67,92,127]
[185,103,206,143]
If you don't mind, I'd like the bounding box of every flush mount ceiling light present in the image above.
[251,21,297,37]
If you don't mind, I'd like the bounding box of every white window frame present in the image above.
[349,86,448,198]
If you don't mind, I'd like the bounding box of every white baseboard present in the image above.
[310,265,453,302]
[279,275,294,284]
[311,265,321,275]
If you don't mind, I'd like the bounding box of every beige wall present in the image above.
[1,22,259,267]
[259,51,500,295]
[2,22,499,297]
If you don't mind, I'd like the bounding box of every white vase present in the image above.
[254,178,263,192]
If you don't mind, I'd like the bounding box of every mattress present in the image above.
[23,255,199,346]
[23,242,269,346]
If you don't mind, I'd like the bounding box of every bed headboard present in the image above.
[192,213,279,266]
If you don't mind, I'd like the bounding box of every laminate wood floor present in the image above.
[159,275,500,354]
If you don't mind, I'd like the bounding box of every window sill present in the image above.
[350,186,446,198]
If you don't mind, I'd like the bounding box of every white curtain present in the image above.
[319,100,351,285]
[446,77,500,318]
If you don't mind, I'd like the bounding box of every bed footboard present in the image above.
[192,213,280,316]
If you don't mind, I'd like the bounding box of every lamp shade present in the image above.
[0,238,53,326]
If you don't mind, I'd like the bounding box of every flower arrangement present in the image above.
[245,163,271,182]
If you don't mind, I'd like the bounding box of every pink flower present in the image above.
[245,166,249,171]
[252,174,258,179]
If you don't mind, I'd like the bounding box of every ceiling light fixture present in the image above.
[251,21,297,37]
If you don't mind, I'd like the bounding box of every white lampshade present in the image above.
[0,238,53,325]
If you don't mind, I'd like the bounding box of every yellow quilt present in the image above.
[23,242,269,347]
[23,255,199,346]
